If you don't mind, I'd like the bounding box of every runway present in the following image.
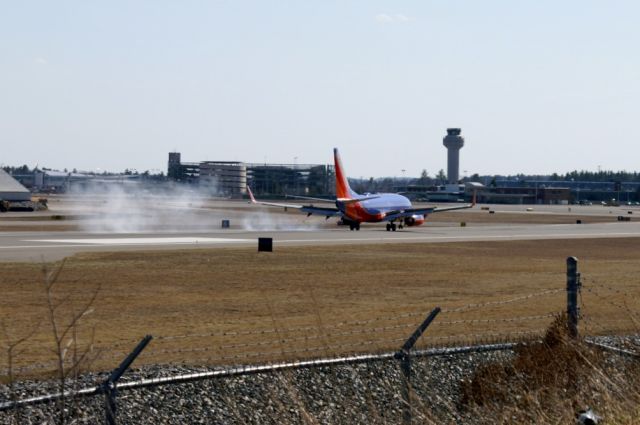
[2,221,640,262]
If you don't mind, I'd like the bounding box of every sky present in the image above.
[1,1,639,178]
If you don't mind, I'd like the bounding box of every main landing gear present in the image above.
[349,222,361,231]
[386,222,404,232]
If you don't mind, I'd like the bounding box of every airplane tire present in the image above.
[386,223,391,231]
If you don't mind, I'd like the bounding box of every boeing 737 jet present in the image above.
[247,148,474,231]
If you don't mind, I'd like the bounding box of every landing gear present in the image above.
[386,223,397,232]
[349,222,361,231]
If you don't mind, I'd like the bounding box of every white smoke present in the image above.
[239,209,322,231]
[67,180,324,233]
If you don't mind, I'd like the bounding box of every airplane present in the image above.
[247,148,475,231]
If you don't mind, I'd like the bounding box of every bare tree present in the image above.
[41,259,101,425]
[1,320,41,424]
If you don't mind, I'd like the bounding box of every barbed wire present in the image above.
[436,312,557,326]
[441,288,563,313]
[1,314,565,377]
[582,286,635,316]
[90,311,559,363]
[114,336,408,366]
[579,313,637,337]
[1,288,574,377]
[152,289,565,342]
[155,313,425,343]
[422,329,545,343]
[582,277,631,296]
[579,281,640,336]
[1,361,59,375]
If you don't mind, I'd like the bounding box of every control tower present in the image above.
[442,128,465,184]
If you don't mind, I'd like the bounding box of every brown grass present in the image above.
[1,238,639,379]
[427,210,618,224]
[461,315,640,423]
[0,225,78,232]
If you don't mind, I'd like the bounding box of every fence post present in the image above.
[104,382,117,425]
[396,307,441,425]
[566,257,581,338]
[103,335,152,425]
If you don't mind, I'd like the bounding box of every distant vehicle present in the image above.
[248,148,475,231]
[602,199,620,207]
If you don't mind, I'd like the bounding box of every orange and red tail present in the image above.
[334,148,355,199]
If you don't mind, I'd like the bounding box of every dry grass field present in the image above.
[1,238,640,380]
[425,210,619,224]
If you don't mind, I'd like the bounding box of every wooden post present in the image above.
[566,257,580,338]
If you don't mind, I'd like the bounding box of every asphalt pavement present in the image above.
[2,220,640,262]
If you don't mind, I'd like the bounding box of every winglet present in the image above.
[247,186,257,204]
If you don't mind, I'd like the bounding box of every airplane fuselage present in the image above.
[337,193,413,223]
[247,148,472,231]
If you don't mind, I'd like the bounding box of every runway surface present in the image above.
[2,221,640,262]
[3,196,640,261]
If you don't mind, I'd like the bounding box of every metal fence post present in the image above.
[102,335,152,425]
[104,383,117,425]
[396,307,441,425]
[566,257,581,338]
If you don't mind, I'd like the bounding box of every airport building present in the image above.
[477,186,571,204]
[11,170,94,193]
[494,180,640,204]
[199,161,247,196]
[10,169,149,194]
[167,152,199,183]
[0,169,31,201]
[167,153,335,197]
[246,163,334,197]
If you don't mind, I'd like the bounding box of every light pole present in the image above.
[293,157,298,194]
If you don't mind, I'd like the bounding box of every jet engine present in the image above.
[403,214,425,227]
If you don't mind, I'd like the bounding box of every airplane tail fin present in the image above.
[247,186,257,203]
[334,148,356,199]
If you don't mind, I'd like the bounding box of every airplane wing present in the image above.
[432,204,475,213]
[247,187,341,217]
[383,203,474,222]
[300,206,343,217]
[285,194,335,202]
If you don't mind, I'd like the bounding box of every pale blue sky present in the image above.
[1,1,638,177]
